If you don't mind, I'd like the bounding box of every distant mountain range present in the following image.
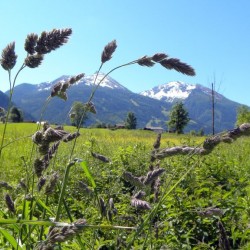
[3,73,242,133]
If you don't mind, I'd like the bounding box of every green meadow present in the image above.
[0,123,250,249]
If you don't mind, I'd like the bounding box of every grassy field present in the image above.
[0,123,250,249]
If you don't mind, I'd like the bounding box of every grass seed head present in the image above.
[69,73,85,84]
[0,181,13,190]
[25,53,44,68]
[34,158,45,177]
[123,171,144,188]
[131,198,151,210]
[5,194,15,213]
[35,28,72,54]
[1,42,17,71]
[137,56,155,67]
[62,132,80,142]
[152,53,168,62]
[143,168,165,185]
[160,58,195,76]
[37,176,47,192]
[101,39,117,63]
[45,172,59,195]
[24,33,38,54]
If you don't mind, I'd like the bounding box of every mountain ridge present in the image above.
[5,73,242,134]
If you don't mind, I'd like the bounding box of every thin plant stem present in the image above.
[0,64,26,157]
[55,161,76,221]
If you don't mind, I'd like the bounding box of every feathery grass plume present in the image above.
[109,198,118,216]
[133,190,146,199]
[43,219,86,246]
[143,168,165,185]
[153,133,161,149]
[35,28,72,54]
[1,42,17,70]
[38,143,50,156]
[24,53,44,68]
[32,130,43,145]
[34,158,45,177]
[218,221,231,250]
[0,181,13,190]
[42,141,60,169]
[153,177,161,202]
[91,152,111,163]
[5,194,15,213]
[43,127,68,143]
[68,73,85,84]
[85,101,97,114]
[152,53,168,62]
[123,171,145,188]
[0,107,5,112]
[50,81,63,97]
[99,197,107,217]
[101,39,117,63]
[197,207,224,218]
[78,180,93,195]
[45,172,59,195]
[24,33,38,54]
[131,197,151,210]
[50,73,84,100]
[17,178,27,190]
[37,176,47,192]
[160,58,195,76]
[137,56,155,67]
[62,132,80,142]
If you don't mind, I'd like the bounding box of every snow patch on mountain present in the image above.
[36,73,128,92]
[140,81,196,102]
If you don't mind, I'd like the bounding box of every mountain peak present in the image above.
[36,73,129,92]
[140,81,196,102]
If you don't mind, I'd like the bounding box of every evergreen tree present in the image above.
[125,112,137,129]
[9,106,23,122]
[236,105,250,126]
[70,102,88,128]
[167,102,190,134]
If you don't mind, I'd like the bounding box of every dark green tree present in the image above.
[9,106,23,122]
[70,102,88,128]
[236,105,250,126]
[167,102,190,134]
[125,112,137,129]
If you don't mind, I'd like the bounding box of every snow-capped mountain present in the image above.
[7,74,242,133]
[140,81,223,103]
[37,73,128,92]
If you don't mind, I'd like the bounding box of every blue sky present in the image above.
[0,0,250,105]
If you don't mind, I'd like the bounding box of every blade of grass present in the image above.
[0,228,23,250]
[80,161,96,188]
